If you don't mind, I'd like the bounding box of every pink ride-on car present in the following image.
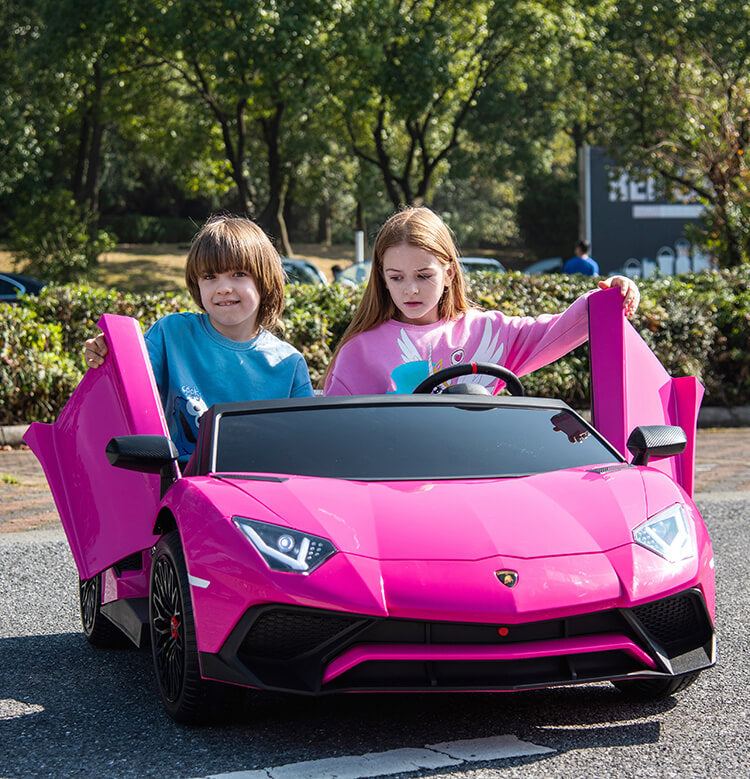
[25,288,715,724]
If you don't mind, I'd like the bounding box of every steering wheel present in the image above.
[412,362,524,396]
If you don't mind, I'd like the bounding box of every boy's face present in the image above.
[198,270,261,341]
[382,243,454,326]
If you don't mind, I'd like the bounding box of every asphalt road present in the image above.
[1,495,748,779]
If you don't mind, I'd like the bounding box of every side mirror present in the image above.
[106,435,179,473]
[106,435,180,498]
[626,425,687,466]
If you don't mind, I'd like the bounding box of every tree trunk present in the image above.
[71,111,90,203]
[258,107,293,254]
[317,198,332,245]
[276,178,293,257]
[356,201,366,234]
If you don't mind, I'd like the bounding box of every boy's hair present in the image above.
[323,206,474,387]
[576,240,591,255]
[185,215,285,331]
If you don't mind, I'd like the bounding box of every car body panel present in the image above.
[523,257,563,275]
[24,288,715,700]
[589,288,703,496]
[220,467,652,559]
[336,258,505,285]
[24,314,169,578]
[0,272,47,301]
[459,257,506,273]
[336,261,372,285]
[281,258,328,285]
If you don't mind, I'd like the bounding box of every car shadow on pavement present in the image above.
[0,633,675,778]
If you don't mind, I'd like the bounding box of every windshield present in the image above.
[212,403,621,480]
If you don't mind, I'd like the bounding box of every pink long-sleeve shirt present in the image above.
[324,291,594,395]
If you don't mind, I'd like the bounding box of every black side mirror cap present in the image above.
[627,425,687,466]
[106,435,179,474]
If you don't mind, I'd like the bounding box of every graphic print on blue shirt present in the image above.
[172,387,209,456]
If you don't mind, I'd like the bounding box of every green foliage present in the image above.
[7,190,117,283]
[101,215,197,244]
[5,270,750,424]
[23,285,196,354]
[601,0,750,266]
[284,284,363,386]
[0,304,82,425]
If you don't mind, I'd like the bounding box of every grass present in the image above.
[1,242,527,294]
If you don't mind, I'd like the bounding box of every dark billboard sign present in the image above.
[582,146,706,275]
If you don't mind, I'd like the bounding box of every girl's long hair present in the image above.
[323,207,474,387]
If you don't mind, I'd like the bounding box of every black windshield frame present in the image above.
[192,395,623,481]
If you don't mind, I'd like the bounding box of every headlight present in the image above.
[234,517,337,573]
[633,503,696,563]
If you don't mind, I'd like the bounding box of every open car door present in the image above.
[589,287,704,497]
[24,314,171,579]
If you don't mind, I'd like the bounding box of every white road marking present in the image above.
[427,734,554,761]
[201,734,554,779]
[0,699,45,720]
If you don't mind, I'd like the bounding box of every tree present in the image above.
[333,0,537,210]
[602,0,750,265]
[130,0,342,254]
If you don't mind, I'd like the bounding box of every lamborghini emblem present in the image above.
[495,570,518,588]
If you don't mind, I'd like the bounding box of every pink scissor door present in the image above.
[24,314,172,579]
[589,287,704,497]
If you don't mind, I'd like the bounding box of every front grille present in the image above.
[333,651,642,690]
[631,591,711,654]
[222,588,713,694]
[240,609,363,661]
[237,605,628,665]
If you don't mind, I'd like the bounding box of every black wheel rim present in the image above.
[80,576,97,634]
[151,555,185,703]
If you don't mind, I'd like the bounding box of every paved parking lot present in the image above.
[2,427,750,533]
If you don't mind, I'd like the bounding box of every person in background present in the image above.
[563,240,600,276]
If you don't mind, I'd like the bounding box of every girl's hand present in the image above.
[598,275,640,317]
[84,334,108,369]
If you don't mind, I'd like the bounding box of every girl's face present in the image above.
[381,244,455,326]
[198,269,261,341]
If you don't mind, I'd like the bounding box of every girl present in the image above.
[84,215,314,457]
[323,207,639,396]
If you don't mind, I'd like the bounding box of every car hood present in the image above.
[219,466,684,561]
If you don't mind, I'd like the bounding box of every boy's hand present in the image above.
[84,334,108,369]
[598,275,640,317]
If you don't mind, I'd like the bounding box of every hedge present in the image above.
[2,268,748,425]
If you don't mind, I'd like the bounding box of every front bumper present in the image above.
[198,587,715,694]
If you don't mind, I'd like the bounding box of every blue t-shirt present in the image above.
[145,312,313,456]
[562,255,599,276]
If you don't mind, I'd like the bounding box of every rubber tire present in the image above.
[150,530,243,724]
[79,573,129,649]
[613,671,700,699]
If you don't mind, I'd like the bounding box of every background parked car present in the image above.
[281,258,328,285]
[334,256,505,286]
[459,257,505,274]
[523,257,564,275]
[334,261,372,285]
[0,272,48,302]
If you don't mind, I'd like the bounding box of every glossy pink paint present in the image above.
[589,287,704,496]
[24,315,169,579]
[322,636,657,684]
[23,292,714,678]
